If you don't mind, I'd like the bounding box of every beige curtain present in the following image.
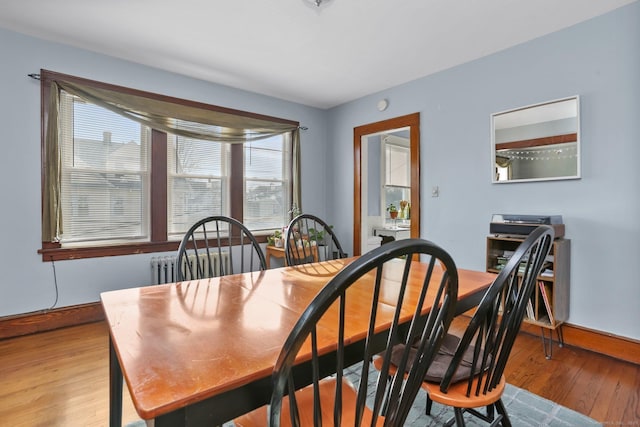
[43,83,62,242]
[292,129,302,217]
[43,78,302,242]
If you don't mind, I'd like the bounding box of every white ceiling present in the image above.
[0,0,635,109]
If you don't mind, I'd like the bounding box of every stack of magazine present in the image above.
[495,251,553,277]
[494,250,515,270]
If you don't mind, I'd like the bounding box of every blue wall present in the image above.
[327,2,640,340]
[0,2,638,340]
[0,28,328,315]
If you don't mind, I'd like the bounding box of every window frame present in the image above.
[38,70,298,261]
[382,137,411,218]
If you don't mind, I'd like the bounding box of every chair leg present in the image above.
[425,394,433,415]
[466,405,502,425]
[493,399,511,427]
[452,408,466,426]
[486,403,495,420]
[442,403,506,427]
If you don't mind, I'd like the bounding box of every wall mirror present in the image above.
[492,96,580,183]
[353,113,420,256]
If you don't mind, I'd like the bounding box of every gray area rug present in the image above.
[126,362,601,426]
[401,381,601,426]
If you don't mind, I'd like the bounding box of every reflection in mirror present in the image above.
[383,134,411,219]
[354,113,420,256]
[492,96,580,183]
[366,131,411,224]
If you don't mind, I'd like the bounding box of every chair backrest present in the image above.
[439,225,554,395]
[284,214,347,266]
[270,238,459,426]
[176,216,266,281]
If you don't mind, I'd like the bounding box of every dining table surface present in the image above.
[101,256,496,427]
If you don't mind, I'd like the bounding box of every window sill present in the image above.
[38,241,180,262]
[38,234,269,261]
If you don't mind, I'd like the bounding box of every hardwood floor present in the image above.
[448,317,640,425]
[0,319,638,426]
[0,321,139,427]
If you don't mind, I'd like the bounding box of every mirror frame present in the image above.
[353,113,420,255]
[491,96,581,183]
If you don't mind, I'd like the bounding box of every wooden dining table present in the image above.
[101,257,496,427]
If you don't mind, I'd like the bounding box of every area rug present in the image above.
[125,362,601,426]
[401,382,601,426]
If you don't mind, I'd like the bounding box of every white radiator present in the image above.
[150,256,176,285]
[150,252,230,284]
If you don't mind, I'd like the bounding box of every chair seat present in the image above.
[423,373,506,409]
[382,332,488,384]
[234,377,384,427]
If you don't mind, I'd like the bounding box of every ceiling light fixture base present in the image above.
[305,0,328,7]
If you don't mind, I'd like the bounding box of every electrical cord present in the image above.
[49,258,59,310]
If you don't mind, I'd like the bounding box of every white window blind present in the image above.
[244,134,291,231]
[167,130,229,237]
[384,143,410,187]
[58,91,150,244]
[383,139,411,217]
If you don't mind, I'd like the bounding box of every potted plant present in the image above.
[307,227,322,242]
[308,226,333,243]
[268,229,283,247]
[387,203,398,219]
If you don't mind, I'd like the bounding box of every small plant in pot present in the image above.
[268,229,283,247]
[308,226,333,245]
[387,203,399,219]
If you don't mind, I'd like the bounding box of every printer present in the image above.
[490,214,564,238]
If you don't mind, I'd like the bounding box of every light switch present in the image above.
[432,186,439,197]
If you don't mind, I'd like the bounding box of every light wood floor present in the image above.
[0,318,638,426]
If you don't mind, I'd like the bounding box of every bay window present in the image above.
[38,70,300,261]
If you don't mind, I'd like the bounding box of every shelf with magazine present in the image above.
[486,234,570,359]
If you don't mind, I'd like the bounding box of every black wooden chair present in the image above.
[395,225,554,426]
[234,238,459,426]
[176,216,266,281]
[284,213,347,266]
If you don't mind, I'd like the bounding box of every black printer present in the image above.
[490,214,564,238]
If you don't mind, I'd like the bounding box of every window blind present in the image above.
[243,135,291,231]
[58,92,150,243]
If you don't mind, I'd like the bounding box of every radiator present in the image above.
[150,256,177,285]
[150,252,230,284]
